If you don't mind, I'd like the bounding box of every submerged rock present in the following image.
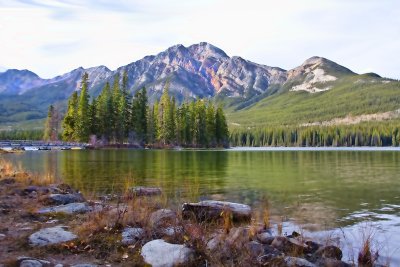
[128,186,162,197]
[141,239,195,267]
[121,227,145,245]
[29,226,77,246]
[42,193,85,205]
[38,202,91,215]
[182,200,251,222]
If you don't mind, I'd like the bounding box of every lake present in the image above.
[2,148,400,264]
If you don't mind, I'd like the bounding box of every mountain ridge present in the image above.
[0,42,398,129]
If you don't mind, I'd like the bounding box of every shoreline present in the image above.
[0,160,383,266]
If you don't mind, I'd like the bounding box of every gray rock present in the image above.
[257,231,274,244]
[271,236,307,253]
[54,265,63,267]
[141,239,195,267]
[285,256,316,267]
[315,258,352,267]
[17,257,50,267]
[315,245,343,260]
[245,241,265,258]
[43,193,85,205]
[226,227,251,247]
[0,233,5,240]
[149,209,177,228]
[129,186,162,197]
[182,200,251,222]
[70,264,97,267]
[20,260,43,267]
[37,202,91,215]
[161,226,183,237]
[121,227,145,245]
[29,226,77,246]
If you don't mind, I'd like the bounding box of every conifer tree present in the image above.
[62,91,78,141]
[75,72,90,142]
[215,106,229,146]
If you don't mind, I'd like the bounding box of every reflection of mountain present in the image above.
[3,150,400,230]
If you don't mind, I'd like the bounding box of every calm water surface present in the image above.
[3,148,400,264]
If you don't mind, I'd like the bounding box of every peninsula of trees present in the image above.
[52,72,229,148]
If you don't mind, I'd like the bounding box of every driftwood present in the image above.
[182,200,251,222]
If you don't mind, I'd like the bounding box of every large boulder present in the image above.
[141,239,195,267]
[42,193,85,205]
[29,226,77,246]
[38,203,91,215]
[182,200,251,222]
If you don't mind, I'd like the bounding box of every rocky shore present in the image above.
[0,164,376,266]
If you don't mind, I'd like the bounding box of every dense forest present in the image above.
[46,72,229,148]
[230,122,400,147]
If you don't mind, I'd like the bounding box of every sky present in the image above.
[0,0,399,79]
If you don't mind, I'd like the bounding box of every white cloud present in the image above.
[0,0,399,79]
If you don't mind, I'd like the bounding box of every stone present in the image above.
[161,226,183,237]
[17,257,50,266]
[182,200,251,222]
[0,233,5,240]
[149,209,177,228]
[23,186,49,195]
[245,241,265,258]
[305,240,321,254]
[315,245,343,260]
[37,203,91,215]
[29,226,77,246]
[141,239,195,267]
[121,227,145,245]
[285,256,316,267]
[257,231,274,245]
[20,260,43,267]
[315,258,352,267]
[226,227,251,247]
[70,265,97,267]
[42,193,85,205]
[128,186,162,197]
[271,236,307,253]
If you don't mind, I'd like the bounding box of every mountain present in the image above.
[0,42,399,129]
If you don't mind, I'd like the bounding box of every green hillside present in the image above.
[226,75,400,128]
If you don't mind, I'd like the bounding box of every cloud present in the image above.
[0,0,399,79]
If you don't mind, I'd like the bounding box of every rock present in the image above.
[285,256,316,267]
[23,186,49,195]
[245,241,265,258]
[315,245,343,260]
[20,260,43,267]
[49,184,74,194]
[37,203,91,215]
[257,231,274,245]
[305,240,321,254]
[206,232,225,251]
[271,236,307,253]
[29,226,77,246]
[42,193,85,205]
[128,186,162,197]
[0,233,5,240]
[121,227,145,245]
[182,200,251,222]
[226,227,251,247]
[54,265,63,267]
[149,209,177,228]
[70,265,97,267]
[161,226,183,237]
[141,239,195,267]
[257,246,284,265]
[17,257,50,266]
[315,258,352,267]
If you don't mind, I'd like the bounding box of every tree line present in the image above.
[230,123,400,147]
[53,72,229,147]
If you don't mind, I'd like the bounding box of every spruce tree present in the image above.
[62,91,78,141]
[75,72,90,142]
[215,106,229,146]
[43,105,60,141]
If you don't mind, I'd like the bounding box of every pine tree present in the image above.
[75,72,90,142]
[206,102,216,146]
[96,82,112,142]
[62,91,78,141]
[131,87,148,144]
